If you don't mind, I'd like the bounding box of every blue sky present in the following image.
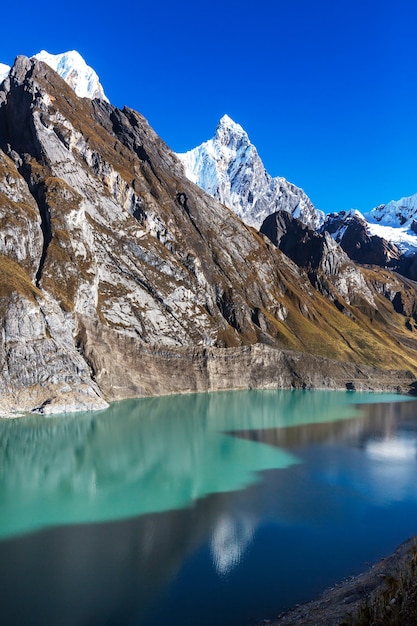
[1,0,417,214]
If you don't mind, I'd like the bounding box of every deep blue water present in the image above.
[1,389,417,625]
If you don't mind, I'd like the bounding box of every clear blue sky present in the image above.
[1,0,417,214]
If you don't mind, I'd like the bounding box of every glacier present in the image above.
[363,192,417,255]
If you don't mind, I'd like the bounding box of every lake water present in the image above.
[1,389,417,625]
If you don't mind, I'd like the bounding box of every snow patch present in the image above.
[0,63,10,83]
[33,50,108,102]
[367,223,417,256]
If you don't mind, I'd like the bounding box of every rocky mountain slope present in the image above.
[0,54,417,415]
[177,115,325,230]
[320,208,417,279]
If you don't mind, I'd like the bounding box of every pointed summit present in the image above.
[33,50,108,101]
[214,114,250,152]
[218,113,238,127]
[217,114,248,137]
[177,117,324,230]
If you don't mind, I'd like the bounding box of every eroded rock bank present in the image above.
[1,336,414,417]
[266,536,417,626]
[77,320,416,401]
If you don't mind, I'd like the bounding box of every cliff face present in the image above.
[0,56,416,415]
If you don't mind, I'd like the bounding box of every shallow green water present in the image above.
[0,389,402,539]
[1,389,417,626]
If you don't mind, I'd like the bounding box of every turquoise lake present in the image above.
[1,389,417,625]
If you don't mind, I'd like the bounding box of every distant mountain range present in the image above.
[0,50,417,415]
[177,117,417,275]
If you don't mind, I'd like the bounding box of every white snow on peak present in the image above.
[217,114,249,140]
[345,208,365,220]
[366,223,417,256]
[176,116,324,230]
[32,50,109,102]
[323,200,417,257]
[366,192,417,228]
[0,63,11,83]
[363,191,417,255]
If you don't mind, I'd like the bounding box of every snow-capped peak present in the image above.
[366,192,417,228]
[216,114,249,143]
[176,116,324,230]
[32,50,108,102]
[361,192,417,256]
[0,63,10,83]
[323,202,417,258]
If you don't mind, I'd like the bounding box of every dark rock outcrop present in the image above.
[321,210,402,267]
[260,210,375,309]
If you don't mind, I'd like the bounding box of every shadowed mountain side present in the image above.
[0,57,417,413]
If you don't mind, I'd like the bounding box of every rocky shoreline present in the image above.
[1,341,416,417]
[262,536,417,626]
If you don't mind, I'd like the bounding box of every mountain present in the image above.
[178,111,417,281]
[321,203,417,279]
[176,115,325,230]
[0,50,108,101]
[369,193,417,228]
[0,55,417,415]
[177,114,417,271]
[322,210,403,266]
[0,64,9,83]
[33,50,108,101]
[261,210,376,309]
[366,193,417,257]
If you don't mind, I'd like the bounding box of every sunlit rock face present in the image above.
[177,114,325,230]
[0,55,417,415]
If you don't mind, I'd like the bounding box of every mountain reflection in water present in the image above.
[1,390,417,626]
